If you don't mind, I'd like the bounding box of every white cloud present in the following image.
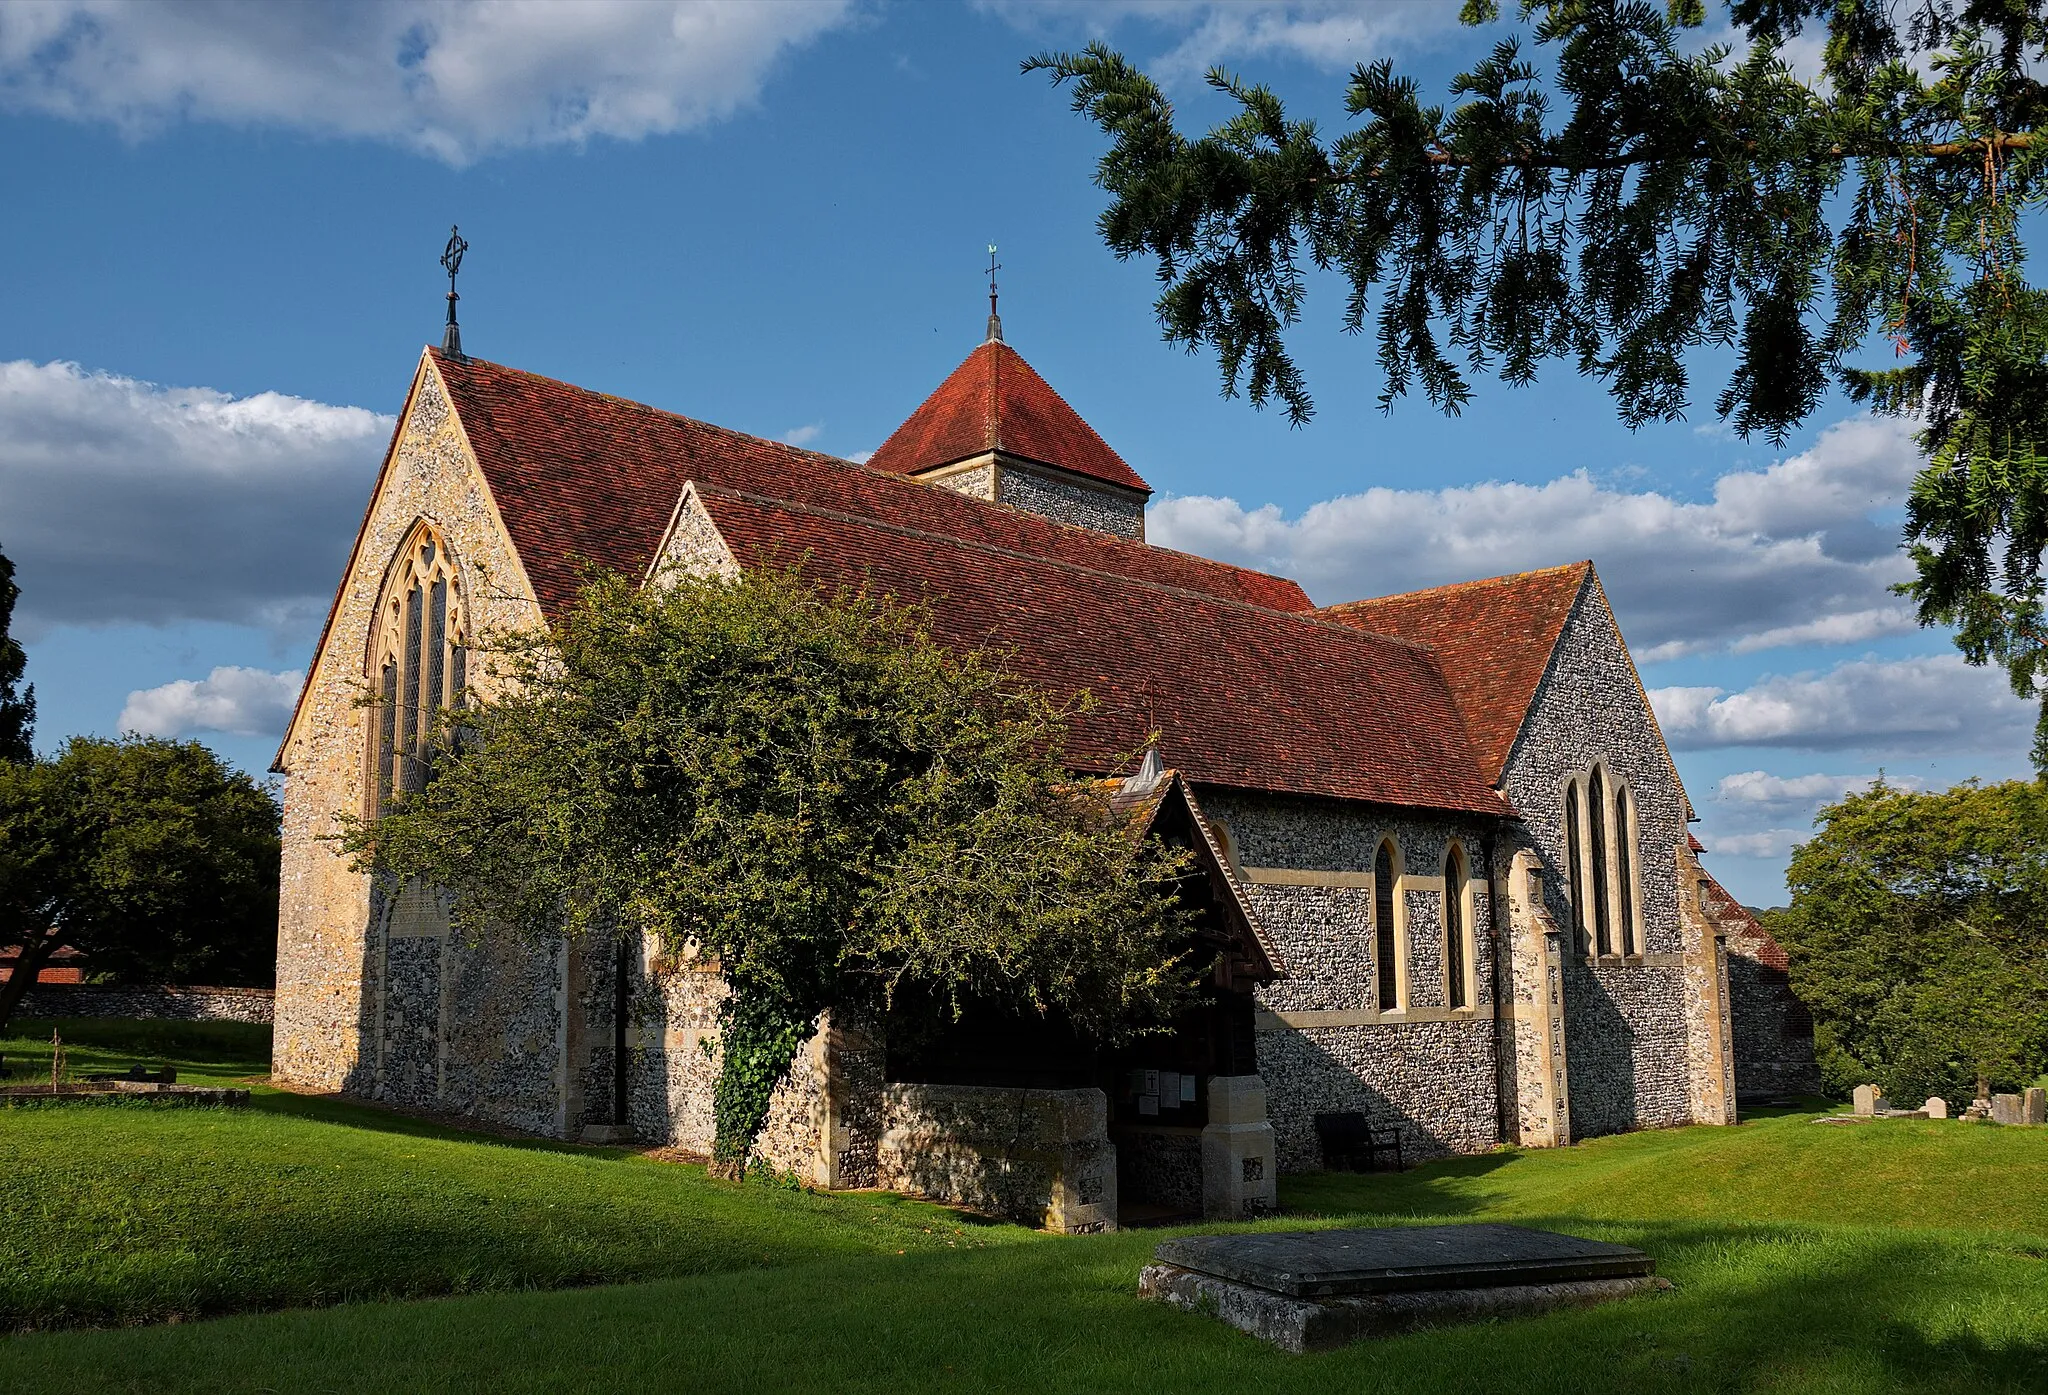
[987,2,1463,86]
[0,1,855,163]
[0,359,389,633]
[119,665,303,739]
[846,449,875,465]
[1702,828,1810,860]
[1649,654,2035,754]
[781,423,824,447]
[1149,413,1922,660]
[1714,770,1885,806]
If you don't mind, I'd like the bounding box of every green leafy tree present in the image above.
[1771,778,2048,1105]
[0,541,34,764]
[0,736,282,1032]
[1029,2,2048,758]
[348,569,1197,1176]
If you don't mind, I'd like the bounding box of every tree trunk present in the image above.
[0,929,64,1035]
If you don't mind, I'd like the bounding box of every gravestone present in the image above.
[1853,1084,1883,1116]
[1991,1093,2023,1125]
[1923,1097,1949,1120]
[2026,1088,2046,1125]
[1139,1224,1667,1352]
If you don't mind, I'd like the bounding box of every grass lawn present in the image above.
[3,1021,2045,1393]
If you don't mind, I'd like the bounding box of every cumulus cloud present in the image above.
[846,449,875,465]
[781,423,824,447]
[119,665,303,739]
[0,359,389,634]
[1649,654,2035,754]
[986,2,1462,86]
[1703,828,1810,860]
[1149,414,1922,660]
[0,0,854,163]
[1714,770,1888,807]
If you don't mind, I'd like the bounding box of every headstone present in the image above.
[2026,1088,2046,1125]
[1140,1224,1666,1353]
[1853,1084,1883,1116]
[1923,1096,1949,1120]
[1991,1093,2023,1125]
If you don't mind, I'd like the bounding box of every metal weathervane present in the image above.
[985,243,1003,342]
[440,225,469,358]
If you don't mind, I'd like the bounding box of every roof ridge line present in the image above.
[693,480,1442,656]
[1320,559,1592,613]
[435,346,1279,584]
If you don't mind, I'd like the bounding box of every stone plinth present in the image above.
[1141,1224,1665,1352]
[877,1083,1116,1233]
[1201,1074,1278,1221]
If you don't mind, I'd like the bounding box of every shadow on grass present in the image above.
[241,1087,634,1159]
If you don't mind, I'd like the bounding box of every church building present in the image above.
[272,311,1812,1231]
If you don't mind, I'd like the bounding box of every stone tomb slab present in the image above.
[1140,1224,1668,1352]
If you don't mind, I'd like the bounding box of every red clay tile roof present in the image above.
[1317,563,1591,783]
[865,340,1151,494]
[433,351,1295,618]
[1698,869,1788,970]
[693,482,1507,816]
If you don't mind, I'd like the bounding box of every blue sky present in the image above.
[0,1,2033,907]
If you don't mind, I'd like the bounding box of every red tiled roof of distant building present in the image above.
[1318,563,1591,783]
[1698,868,1789,971]
[694,483,1507,816]
[865,339,1151,494]
[431,351,1293,619]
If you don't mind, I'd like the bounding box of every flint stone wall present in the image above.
[16,984,275,1024]
[1499,580,1704,1135]
[996,462,1145,538]
[1202,792,1504,1167]
[273,359,546,1093]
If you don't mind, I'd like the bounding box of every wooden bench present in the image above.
[1313,1111,1404,1173]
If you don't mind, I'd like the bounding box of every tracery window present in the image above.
[1444,845,1470,1010]
[368,524,466,815]
[1374,839,1403,1013]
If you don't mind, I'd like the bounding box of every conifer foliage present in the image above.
[0,541,33,765]
[349,570,1197,1176]
[1030,1,2048,758]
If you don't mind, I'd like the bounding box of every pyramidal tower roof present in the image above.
[867,337,1151,495]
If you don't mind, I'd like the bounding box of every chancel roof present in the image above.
[864,339,1151,494]
[1317,563,1592,783]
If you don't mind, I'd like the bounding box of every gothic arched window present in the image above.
[1564,779,1587,951]
[1614,783,1640,957]
[1588,765,1613,957]
[1444,844,1470,1010]
[368,524,466,815]
[1374,839,1403,1013]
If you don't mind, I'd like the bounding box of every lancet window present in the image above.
[1374,839,1403,1012]
[368,524,466,815]
[1444,845,1470,1010]
[1563,765,1641,960]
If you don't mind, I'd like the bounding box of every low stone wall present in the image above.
[877,1083,1118,1233]
[16,984,275,1024]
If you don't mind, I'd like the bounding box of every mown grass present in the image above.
[2,1023,2044,1393]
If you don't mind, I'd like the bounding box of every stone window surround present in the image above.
[1372,837,1410,1016]
[365,518,467,817]
[1560,762,1647,965]
[1442,840,1476,1011]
